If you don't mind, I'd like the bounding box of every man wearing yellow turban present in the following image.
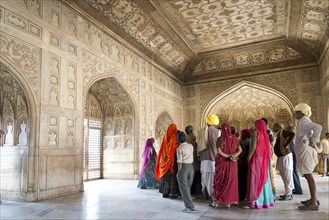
[196,114,220,200]
[294,103,322,210]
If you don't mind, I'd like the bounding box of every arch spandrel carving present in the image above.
[154,111,173,151]
[0,33,41,98]
[202,82,294,131]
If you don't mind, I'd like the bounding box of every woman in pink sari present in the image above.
[212,123,242,208]
[246,119,274,208]
[137,138,159,189]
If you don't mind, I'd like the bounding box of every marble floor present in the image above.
[1,173,328,220]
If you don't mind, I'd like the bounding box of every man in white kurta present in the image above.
[294,103,322,211]
[273,123,295,201]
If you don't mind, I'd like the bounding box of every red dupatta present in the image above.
[220,123,239,153]
[247,119,271,201]
[155,124,178,180]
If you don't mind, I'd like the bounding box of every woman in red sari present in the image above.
[212,123,242,208]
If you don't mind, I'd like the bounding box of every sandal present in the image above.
[240,205,250,209]
[301,199,320,206]
[209,203,218,208]
[181,208,196,213]
[298,204,319,211]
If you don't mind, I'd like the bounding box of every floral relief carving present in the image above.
[67,62,77,109]
[30,0,42,18]
[2,7,42,39]
[152,0,288,53]
[5,10,28,33]
[49,54,61,106]
[50,33,60,48]
[0,33,41,95]
[49,0,62,28]
[86,0,188,72]
[11,0,42,18]
[194,46,302,75]
[65,118,75,148]
[297,0,329,56]
[67,42,77,56]
[29,23,41,39]
[0,7,4,21]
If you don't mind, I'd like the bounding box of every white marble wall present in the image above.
[0,0,182,201]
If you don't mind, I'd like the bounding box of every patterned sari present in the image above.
[137,138,159,189]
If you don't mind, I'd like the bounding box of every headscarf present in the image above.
[220,123,239,154]
[240,129,251,140]
[206,114,219,126]
[155,123,178,180]
[294,103,312,117]
[274,122,284,130]
[138,138,155,180]
[247,119,271,201]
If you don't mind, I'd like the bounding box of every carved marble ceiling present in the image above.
[67,0,329,84]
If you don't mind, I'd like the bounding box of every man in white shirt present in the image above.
[176,131,195,213]
[273,123,295,201]
[293,103,322,211]
[320,133,329,177]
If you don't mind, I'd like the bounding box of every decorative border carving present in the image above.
[0,32,41,96]
[1,7,42,39]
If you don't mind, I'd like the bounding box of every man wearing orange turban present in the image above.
[197,114,220,200]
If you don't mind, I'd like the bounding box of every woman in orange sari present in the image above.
[155,123,180,198]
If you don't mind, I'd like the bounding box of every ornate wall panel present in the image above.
[0,33,41,97]
[49,53,61,107]
[65,62,77,110]
[11,0,43,18]
[1,6,42,39]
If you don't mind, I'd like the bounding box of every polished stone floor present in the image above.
[1,173,328,220]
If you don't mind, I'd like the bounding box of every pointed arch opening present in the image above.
[84,77,136,180]
[154,111,173,152]
[0,62,37,201]
[202,81,294,131]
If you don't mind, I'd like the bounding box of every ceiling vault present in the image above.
[64,0,328,85]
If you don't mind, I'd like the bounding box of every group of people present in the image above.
[137,103,324,213]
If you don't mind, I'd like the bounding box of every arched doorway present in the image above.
[154,111,173,151]
[84,77,135,180]
[202,81,294,131]
[0,64,31,200]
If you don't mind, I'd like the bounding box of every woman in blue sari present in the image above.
[137,138,159,189]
